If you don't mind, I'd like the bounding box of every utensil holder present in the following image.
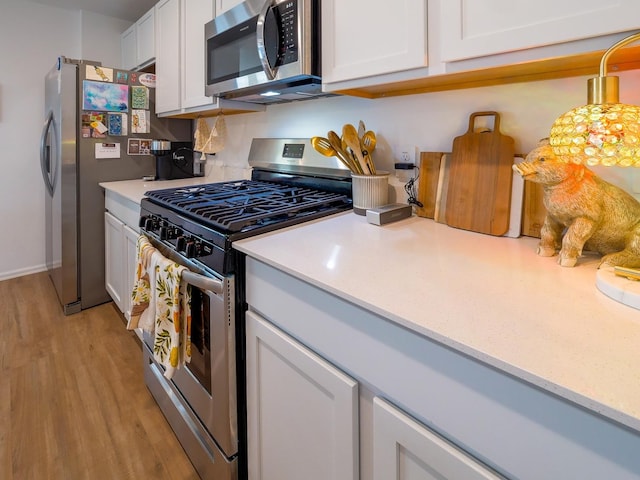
[351,171,390,215]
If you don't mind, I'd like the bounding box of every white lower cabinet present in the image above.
[105,211,125,312]
[104,190,141,320]
[122,224,139,321]
[245,311,359,480]
[373,397,502,480]
[243,256,640,480]
[105,212,139,319]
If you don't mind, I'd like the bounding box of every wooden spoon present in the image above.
[311,136,356,172]
[360,131,377,174]
[328,130,362,174]
[361,130,377,152]
[358,120,366,138]
[342,124,370,174]
[311,136,337,156]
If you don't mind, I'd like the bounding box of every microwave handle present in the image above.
[257,0,277,80]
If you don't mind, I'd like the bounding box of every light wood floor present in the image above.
[0,272,200,480]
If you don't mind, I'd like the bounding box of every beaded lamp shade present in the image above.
[549,32,640,167]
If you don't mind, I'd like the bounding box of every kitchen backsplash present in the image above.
[197,70,640,203]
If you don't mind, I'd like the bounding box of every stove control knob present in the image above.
[166,227,177,240]
[176,236,187,251]
[138,216,147,229]
[185,241,197,258]
[159,226,169,240]
[144,217,155,231]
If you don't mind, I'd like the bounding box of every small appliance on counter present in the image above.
[150,139,202,180]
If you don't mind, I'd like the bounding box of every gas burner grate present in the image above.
[145,180,352,233]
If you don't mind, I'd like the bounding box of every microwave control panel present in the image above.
[277,0,298,65]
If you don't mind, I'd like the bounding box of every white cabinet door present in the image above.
[322,0,427,84]
[121,24,137,70]
[246,311,359,480]
[155,0,181,113]
[181,0,215,109]
[136,7,156,67]
[373,397,503,480]
[215,0,243,16]
[440,0,640,62]
[105,212,124,312]
[122,224,139,322]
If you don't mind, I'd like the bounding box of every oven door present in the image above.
[205,0,312,97]
[141,239,238,461]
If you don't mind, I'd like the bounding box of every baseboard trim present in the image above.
[0,264,48,282]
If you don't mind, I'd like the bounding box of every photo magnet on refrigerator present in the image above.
[107,113,123,136]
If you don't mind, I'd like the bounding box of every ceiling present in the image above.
[30,0,158,22]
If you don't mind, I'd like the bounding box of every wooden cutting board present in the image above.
[445,111,515,236]
[521,181,546,237]
[415,152,445,218]
[433,154,450,224]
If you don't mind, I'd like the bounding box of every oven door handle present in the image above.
[182,270,224,295]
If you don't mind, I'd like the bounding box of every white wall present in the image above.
[0,0,130,280]
[80,11,132,68]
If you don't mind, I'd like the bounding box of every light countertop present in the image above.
[99,177,216,204]
[234,212,640,433]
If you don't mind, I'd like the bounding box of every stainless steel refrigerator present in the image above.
[40,56,192,315]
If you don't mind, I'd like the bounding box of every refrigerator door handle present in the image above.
[40,110,55,196]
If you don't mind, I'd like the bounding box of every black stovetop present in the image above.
[145,180,351,234]
[140,178,352,275]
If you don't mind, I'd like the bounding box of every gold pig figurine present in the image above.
[512,138,640,268]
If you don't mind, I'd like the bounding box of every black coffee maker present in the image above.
[150,139,201,180]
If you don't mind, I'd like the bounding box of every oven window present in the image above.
[208,17,263,85]
[186,287,212,394]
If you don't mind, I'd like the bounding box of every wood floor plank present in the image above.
[0,272,200,480]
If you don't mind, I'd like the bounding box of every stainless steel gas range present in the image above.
[138,138,353,479]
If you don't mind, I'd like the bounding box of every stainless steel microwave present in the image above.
[205,0,327,104]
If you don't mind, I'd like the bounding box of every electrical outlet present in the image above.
[399,146,414,164]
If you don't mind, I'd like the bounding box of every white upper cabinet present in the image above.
[322,0,428,84]
[215,0,243,16]
[121,24,137,71]
[121,6,155,70]
[136,7,156,66]
[155,0,181,113]
[155,0,263,116]
[181,0,215,110]
[440,0,640,62]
